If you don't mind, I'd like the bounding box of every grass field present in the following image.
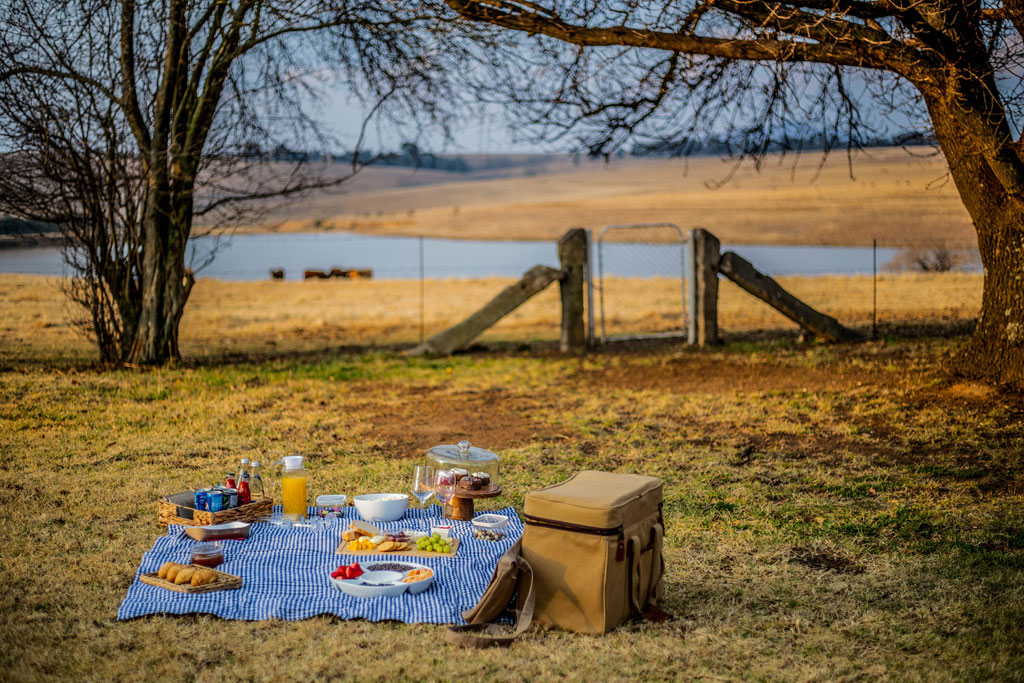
[2,272,1022,680]
[242,147,977,247]
[0,272,982,365]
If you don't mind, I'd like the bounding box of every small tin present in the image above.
[194,489,209,511]
[221,487,239,508]
[210,486,226,508]
[208,489,225,512]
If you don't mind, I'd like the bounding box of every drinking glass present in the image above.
[411,466,435,528]
[433,469,456,519]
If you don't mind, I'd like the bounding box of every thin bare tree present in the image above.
[0,1,457,364]
[445,0,1024,387]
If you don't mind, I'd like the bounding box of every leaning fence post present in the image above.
[558,228,588,353]
[692,228,720,346]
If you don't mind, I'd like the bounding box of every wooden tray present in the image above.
[139,565,243,593]
[336,537,459,558]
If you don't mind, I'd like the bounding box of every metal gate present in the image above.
[590,223,693,344]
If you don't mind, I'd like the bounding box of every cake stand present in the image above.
[444,484,502,521]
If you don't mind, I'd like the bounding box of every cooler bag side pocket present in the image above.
[626,517,665,615]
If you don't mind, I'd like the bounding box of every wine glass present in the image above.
[433,469,456,520]
[411,466,435,529]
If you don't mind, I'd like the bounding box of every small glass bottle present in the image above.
[238,457,250,481]
[238,472,252,506]
[250,461,265,500]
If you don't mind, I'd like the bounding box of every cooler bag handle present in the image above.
[648,522,664,603]
[445,542,536,648]
[627,534,644,615]
[627,523,666,615]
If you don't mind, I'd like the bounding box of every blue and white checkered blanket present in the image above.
[117,506,522,623]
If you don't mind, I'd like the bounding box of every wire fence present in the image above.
[0,230,984,349]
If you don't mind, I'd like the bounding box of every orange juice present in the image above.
[281,473,307,518]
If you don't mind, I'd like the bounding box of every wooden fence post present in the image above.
[558,228,587,354]
[693,228,720,346]
[717,251,863,342]
[405,265,564,356]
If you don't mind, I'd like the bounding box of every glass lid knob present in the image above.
[457,440,471,456]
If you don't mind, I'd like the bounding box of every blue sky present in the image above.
[321,90,548,155]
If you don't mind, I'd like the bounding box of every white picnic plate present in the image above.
[329,561,435,598]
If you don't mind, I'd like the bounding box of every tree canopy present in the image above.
[446,0,1024,387]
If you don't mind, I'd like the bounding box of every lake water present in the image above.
[0,232,913,280]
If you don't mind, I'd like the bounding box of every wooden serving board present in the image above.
[336,537,459,558]
[139,565,243,593]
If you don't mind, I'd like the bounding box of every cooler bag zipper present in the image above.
[524,514,626,560]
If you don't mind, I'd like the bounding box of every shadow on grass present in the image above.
[0,318,977,373]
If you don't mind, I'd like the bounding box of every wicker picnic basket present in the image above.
[158,491,272,526]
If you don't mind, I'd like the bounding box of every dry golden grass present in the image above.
[1,316,1022,680]
[244,147,975,247]
[0,272,981,365]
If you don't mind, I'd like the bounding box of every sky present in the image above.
[321,90,549,156]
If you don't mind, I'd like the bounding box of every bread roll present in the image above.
[165,564,184,582]
[191,569,219,587]
[158,562,179,579]
[174,566,197,585]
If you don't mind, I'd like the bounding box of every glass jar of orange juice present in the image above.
[273,455,308,519]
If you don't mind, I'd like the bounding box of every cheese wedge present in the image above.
[350,520,384,537]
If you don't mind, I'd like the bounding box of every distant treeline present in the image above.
[0,214,59,235]
[630,133,937,157]
[264,142,473,172]
[0,214,64,247]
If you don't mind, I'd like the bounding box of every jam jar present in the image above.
[190,542,224,568]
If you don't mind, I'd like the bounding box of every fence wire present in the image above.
[0,231,984,348]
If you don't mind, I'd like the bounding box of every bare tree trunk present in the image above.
[926,95,1024,387]
[128,194,193,365]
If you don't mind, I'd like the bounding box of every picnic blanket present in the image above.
[117,506,522,623]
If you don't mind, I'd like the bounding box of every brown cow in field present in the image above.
[270,269,285,280]
[302,268,374,280]
[303,269,330,279]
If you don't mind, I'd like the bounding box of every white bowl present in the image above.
[353,493,408,522]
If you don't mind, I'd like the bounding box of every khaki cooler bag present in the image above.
[521,470,664,634]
